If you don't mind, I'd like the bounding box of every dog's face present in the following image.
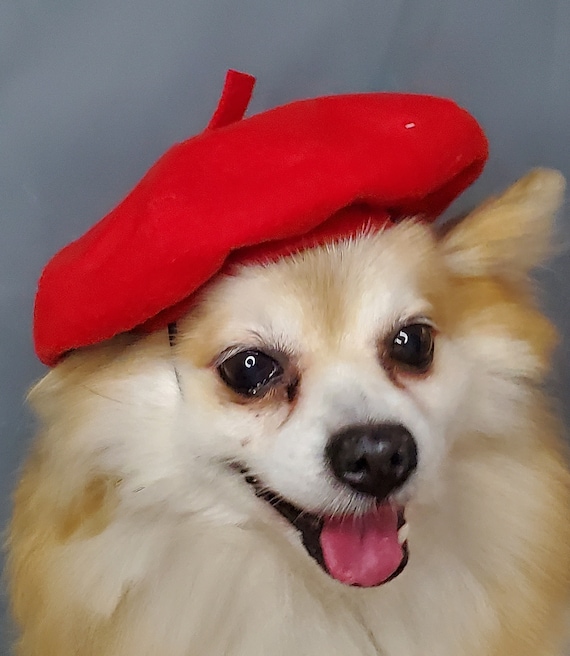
[173,223,460,586]
[30,170,564,592]
[158,170,561,587]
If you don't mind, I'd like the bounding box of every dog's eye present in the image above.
[218,350,283,397]
[388,324,434,372]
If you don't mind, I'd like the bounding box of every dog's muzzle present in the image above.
[232,423,416,588]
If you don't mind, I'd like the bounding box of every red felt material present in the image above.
[206,69,255,130]
[34,71,488,366]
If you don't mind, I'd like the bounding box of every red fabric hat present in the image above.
[34,70,488,366]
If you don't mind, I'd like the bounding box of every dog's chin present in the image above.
[231,465,409,588]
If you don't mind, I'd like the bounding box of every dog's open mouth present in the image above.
[232,465,409,587]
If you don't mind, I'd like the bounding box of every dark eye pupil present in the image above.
[218,350,282,396]
[390,324,434,370]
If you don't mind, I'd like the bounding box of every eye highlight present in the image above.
[218,349,284,397]
[386,323,435,373]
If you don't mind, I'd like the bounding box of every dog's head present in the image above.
[31,169,564,590]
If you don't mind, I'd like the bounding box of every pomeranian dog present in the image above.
[7,169,570,656]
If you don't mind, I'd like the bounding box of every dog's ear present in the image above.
[439,168,565,280]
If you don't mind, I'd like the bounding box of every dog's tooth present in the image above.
[397,523,409,545]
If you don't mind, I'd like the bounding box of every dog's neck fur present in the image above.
[76,502,491,656]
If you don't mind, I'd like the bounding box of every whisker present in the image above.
[80,384,125,404]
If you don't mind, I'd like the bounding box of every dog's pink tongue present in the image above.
[320,504,402,587]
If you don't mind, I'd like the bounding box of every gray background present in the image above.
[1,0,569,651]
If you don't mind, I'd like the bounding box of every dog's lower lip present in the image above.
[230,462,408,586]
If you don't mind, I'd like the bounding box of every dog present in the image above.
[7,169,570,655]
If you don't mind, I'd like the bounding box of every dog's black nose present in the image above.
[326,423,417,500]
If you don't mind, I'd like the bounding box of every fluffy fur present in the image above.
[7,169,570,656]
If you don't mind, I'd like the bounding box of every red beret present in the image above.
[34,70,488,366]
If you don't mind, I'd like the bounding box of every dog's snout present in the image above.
[326,423,417,500]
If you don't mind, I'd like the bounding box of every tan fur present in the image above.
[441,168,565,279]
[7,169,570,656]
